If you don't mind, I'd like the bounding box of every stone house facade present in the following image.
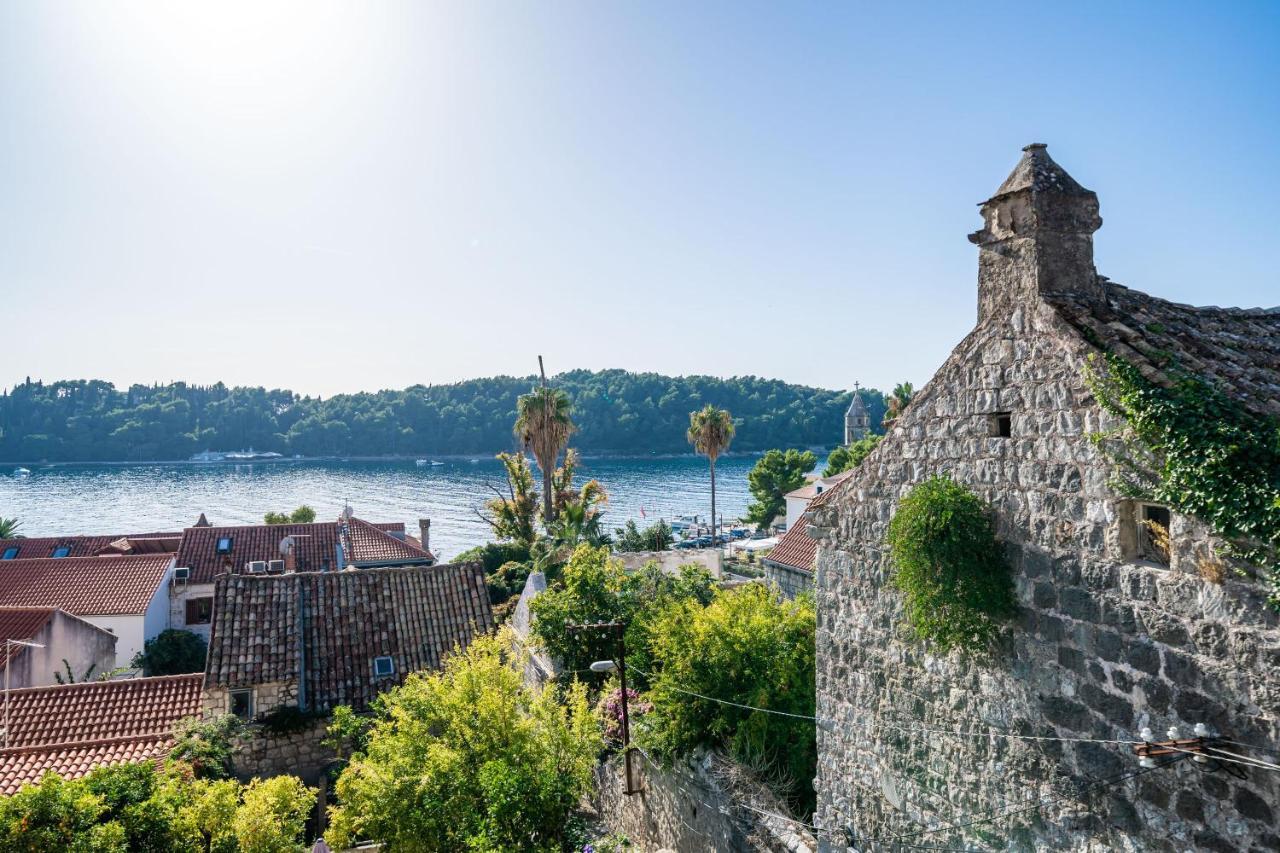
[809,145,1279,851]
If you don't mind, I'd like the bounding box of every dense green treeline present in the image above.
[0,372,885,462]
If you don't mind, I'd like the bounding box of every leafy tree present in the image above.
[325,631,600,852]
[881,381,915,431]
[514,362,576,525]
[613,519,673,552]
[640,584,817,815]
[263,506,316,525]
[0,772,122,851]
[132,629,208,676]
[823,434,883,477]
[82,763,185,853]
[0,517,21,539]
[744,449,817,531]
[173,776,240,853]
[885,476,1018,652]
[169,715,245,780]
[480,452,540,548]
[687,405,736,542]
[231,776,315,853]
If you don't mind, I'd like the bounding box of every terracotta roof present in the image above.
[785,469,856,501]
[176,519,431,584]
[205,562,493,711]
[1049,282,1280,417]
[0,555,171,616]
[764,518,817,574]
[0,533,180,560]
[0,675,203,794]
[0,608,55,668]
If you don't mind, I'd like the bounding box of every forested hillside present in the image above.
[0,372,885,462]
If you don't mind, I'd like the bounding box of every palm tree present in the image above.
[687,405,736,544]
[514,357,576,525]
[882,382,915,430]
[0,517,22,539]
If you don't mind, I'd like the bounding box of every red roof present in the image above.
[175,518,432,584]
[0,608,56,668]
[0,675,204,794]
[0,533,180,560]
[0,555,172,616]
[765,518,817,573]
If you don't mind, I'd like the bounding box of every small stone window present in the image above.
[1122,502,1172,567]
[185,596,213,625]
[373,656,396,678]
[989,412,1012,438]
[230,689,254,719]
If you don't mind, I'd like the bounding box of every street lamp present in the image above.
[4,639,44,748]
[568,620,637,796]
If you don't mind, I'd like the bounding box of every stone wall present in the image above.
[810,299,1280,851]
[595,751,816,853]
[234,717,335,785]
[763,561,812,599]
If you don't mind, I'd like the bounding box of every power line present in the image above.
[628,665,820,722]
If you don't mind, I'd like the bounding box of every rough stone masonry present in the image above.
[810,144,1280,852]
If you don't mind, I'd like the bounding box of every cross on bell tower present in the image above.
[845,382,870,445]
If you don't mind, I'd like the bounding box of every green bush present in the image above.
[325,631,600,852]
[745,449,817,530]
[232,776,316,853]
[132,629,208,676]
[823,435,882,477]
[640,584,817,816]
[169,715,245,780]
[885,476,1018,652]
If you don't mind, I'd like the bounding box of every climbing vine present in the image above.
[1085,352,1280,605]
[885,476,1018,653]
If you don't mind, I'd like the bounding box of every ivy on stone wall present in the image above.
[885,476,1018,653]
[1085,352,1280,605]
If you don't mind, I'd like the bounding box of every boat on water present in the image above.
[12,467,31,477]
[415,459,429,467]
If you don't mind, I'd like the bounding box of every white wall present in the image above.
[83,615,146,666]
[784,494,811,530]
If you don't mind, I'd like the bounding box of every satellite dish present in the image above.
[279,535,294,556]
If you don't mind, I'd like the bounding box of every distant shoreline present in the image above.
[4,449,789,468]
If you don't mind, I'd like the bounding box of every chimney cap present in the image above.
[1023,142,1048,151]
[986,142,1094,203]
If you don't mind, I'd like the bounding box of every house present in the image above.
[0,675,203,795]
[0,607,118,688]
[761,469,854,596]
[0,532,180,561]
[202,561,492,718]
[169,515,435,640]
[782,470,854,531]
[808,144,1280,850]
[0,555,173,664]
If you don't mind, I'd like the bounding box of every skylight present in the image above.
[52,546,71,558]
[1,547,18,560]
[216,537,233,554]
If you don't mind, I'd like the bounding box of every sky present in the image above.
[1,2,1277,398]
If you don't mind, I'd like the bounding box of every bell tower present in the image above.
[845,384,870,445]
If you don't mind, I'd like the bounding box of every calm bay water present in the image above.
[0,456,761,561]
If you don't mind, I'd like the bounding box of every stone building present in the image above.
[844,387,871,445]
[809,144,1280,851]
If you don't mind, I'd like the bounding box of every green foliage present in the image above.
[516,382,576,524]
[131,629,208,676]
[482,452,541,547]
[0,517,21,539]
[640,584,817,816]
[881,381,915,430]
[53,659,97,685]
[256,705,325,737]
[232,776,315,853]
[823,434,883,477]
[325,631,601,852]
[0,762,314,853]
[529,546,716,680]
[169,715,245,780]
[744,449,817,530]
[885,476,1018,652]
[453,541,534,606]
[1086,352,1280,602]
[613,519,673,552]
[263,506,316,525]
[322,706,373,761]
[0,374,885,462]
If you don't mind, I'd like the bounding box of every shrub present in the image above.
[169,715,245,780]
[613,519,673,552]
[232,776,316,853]
[257,705,324,737]
[132,629,208,676]
[325,631,600,852]
[885,476,1018,652]
[640,584,816,816]
[0,773,118,851]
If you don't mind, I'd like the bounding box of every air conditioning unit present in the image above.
[267,559,285,573]
[173,567,190,583]
[247,560,268,574]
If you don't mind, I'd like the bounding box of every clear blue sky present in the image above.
[2,2,1276,397]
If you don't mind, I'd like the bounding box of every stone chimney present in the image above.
[419,518,431,552]
[969,143,1104,322]
[280,536,297,573]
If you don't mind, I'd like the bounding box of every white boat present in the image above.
[431,460,445,466]
[12,467,31,477]
[415,459,429,467]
